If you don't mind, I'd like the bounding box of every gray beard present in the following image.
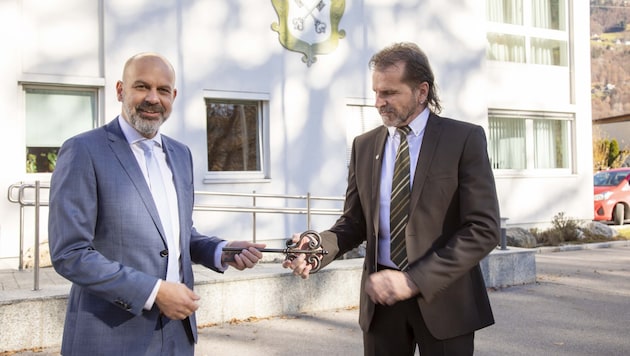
[124,104,166,138]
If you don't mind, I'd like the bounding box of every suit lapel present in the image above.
[371,127,388,238]
[105,120,168,245]
[409,114,442,216]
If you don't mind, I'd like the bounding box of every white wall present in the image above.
[490,2,594,227]
[0,0,593,262]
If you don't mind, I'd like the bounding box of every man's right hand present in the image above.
[155,281,200,320]
[281,233,314,279]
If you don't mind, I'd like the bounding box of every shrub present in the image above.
[531,212,581,246]
[608,139,620,167]
[530,212,630,246]
[592,127,630,170]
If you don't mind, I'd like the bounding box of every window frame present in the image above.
[486,0,569,66]
[488,109,574,176]
[22,83,101,174]
[202,90,270,183]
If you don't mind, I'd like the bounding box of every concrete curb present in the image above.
[534,239,630,253]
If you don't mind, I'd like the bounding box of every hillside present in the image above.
[591,1,630,119]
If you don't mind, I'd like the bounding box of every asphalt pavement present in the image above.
[4,244,629,356]
[199,245,630,355]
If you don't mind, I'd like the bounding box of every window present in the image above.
[25,86,98,173]
[488,110,572,171]
[487,0,523,25]
[531,0,563,30]
[487,33,526,62]
[486,0,568,66]
[203,91,269,182]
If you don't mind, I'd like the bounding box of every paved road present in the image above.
[6,246,630,356]
[199,246,630,355]
[475,246,630,356]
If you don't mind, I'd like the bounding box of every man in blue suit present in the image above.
[49,53,265,355]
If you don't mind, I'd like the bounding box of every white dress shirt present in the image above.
[377,107,429,268]
[117,116,227,310]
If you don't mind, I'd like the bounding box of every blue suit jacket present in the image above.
[49,118,223,355]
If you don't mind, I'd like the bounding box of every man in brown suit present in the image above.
[284,42,500,355]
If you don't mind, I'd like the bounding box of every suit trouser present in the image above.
[145,315,195,356]
[363,297,474,356]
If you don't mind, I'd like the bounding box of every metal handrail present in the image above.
[7,181,344,290]
[194,190,344,243]
[7,181,50,290]
[8,181,51,205]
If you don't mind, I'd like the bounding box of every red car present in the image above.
[594,168,630,225]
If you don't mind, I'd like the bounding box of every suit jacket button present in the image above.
[114,300,131,311]
[160,249,169,257]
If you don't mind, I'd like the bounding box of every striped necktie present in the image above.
[390,126,412,270]
[140,140,180,282]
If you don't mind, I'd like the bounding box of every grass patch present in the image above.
[613,227,630,238]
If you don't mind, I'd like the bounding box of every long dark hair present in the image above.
[369,42,442,114]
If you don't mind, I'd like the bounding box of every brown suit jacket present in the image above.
[319,113,500,340]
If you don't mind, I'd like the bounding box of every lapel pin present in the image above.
[375,154,380,160]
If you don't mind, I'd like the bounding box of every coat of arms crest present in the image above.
[271,0,346,67]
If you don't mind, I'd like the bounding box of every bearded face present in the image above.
[116,55,177,138]
[372,62,426,128]
[377,89,422,127]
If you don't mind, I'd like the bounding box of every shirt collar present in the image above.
[386,107,430,138]
[117,115,163,147]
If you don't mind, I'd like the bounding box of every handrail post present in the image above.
[19,204,25,271]
[252,190,256,243]
[306,192,311,230]
[33,180,41,291]
[12,182,27,271]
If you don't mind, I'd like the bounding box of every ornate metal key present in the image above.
[222,230,328,272]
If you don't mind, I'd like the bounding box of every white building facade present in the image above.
[0,0,593,262]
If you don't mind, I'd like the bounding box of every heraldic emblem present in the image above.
[271,0,346,67]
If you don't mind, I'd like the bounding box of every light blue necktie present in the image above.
[140,140,180,282]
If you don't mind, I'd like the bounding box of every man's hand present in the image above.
[365,270,420,305]
[155,281,200,320]
[222,241,265,270]
[281,233,313,279]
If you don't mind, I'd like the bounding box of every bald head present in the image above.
[116,53,178,138]
[122,53,176,84]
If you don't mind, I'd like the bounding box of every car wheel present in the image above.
[614,204,625,225]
